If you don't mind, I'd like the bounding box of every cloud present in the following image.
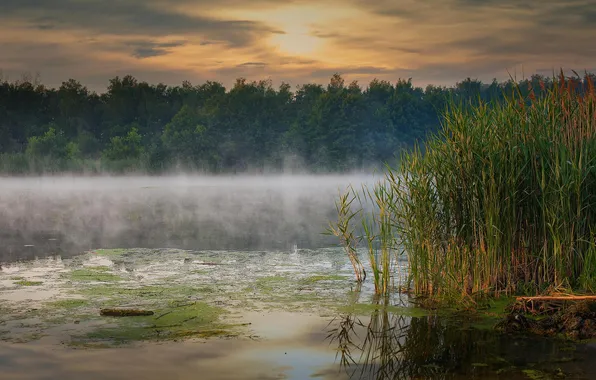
[214,62,270,77]
[0,0,282,48]
[309,66,399,78]
[128,41,187,59]
[34,23,55,30]
[307,0,596,79]
[0,0,595,91]
[236,62,268,68]
[132,48,171,59]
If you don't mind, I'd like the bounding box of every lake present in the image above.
[1,175,595,379]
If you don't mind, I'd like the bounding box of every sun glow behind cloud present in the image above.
[269,26,321,56]
[221,5,340,57]
[0,0,594,91]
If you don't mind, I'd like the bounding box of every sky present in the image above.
[0,0,595,92]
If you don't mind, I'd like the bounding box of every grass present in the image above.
[332,71,596,302]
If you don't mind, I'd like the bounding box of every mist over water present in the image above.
[0,174,375,263]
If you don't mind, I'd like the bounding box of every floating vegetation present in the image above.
[299,274,347,284]
[99,308,154,317]
[46,299,89,309]
[93,249,127,256]
[0,248,360,345]
[68,268,124,282]
[14,280,43,286]
[81,301,229,345]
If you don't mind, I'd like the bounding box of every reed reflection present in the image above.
[326,298,506,380]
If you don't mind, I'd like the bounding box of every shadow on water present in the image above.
[326,300,596,379]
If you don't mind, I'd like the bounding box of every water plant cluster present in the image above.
[332,71,596,302]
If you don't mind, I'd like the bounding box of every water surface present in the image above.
[1,175,596,379]
[1,248,595,379]
[0,174,375,262]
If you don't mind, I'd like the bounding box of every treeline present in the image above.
[0,71,594,174]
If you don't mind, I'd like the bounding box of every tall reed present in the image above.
[333,71,596,301]
[326,187,366,283]
[328,183,400,295]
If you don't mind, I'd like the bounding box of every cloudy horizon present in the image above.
[1,0,594,92]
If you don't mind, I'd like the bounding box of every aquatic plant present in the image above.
[327,183,402,296]
[326,188,366,283]
[333,71,596,301]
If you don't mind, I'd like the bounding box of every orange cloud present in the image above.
[0,0,594,91]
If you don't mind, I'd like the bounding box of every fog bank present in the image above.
[0,174,376,262]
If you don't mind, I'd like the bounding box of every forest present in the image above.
[1,71,594,174]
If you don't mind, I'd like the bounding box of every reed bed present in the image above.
[333,72,596,301]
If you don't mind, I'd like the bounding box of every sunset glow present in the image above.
[0,0,594,90]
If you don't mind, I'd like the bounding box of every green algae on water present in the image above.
[15,280,43,286]
[299,274,347,284]
[68,268,124,282]
[79,301,230,345]
[256,275,288,288]
[93,248,127,256]
[82,266,112,272]
[46,299,90,309]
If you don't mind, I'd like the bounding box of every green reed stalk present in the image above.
[332,70,596,302]
[391,71,596,300]
[326,187,365,283]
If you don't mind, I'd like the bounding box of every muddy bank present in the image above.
[497,299,596,341]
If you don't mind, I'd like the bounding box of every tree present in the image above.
[26,125,71,159]
[162,105,214,168]
[103,127,144,161]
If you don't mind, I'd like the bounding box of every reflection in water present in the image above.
[328,309,447,380]
[0,311,342,380]
[326,300,595,380]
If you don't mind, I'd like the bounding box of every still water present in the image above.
[1,305,595,379]
[1,176,595,379]
[0,174,376,262]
